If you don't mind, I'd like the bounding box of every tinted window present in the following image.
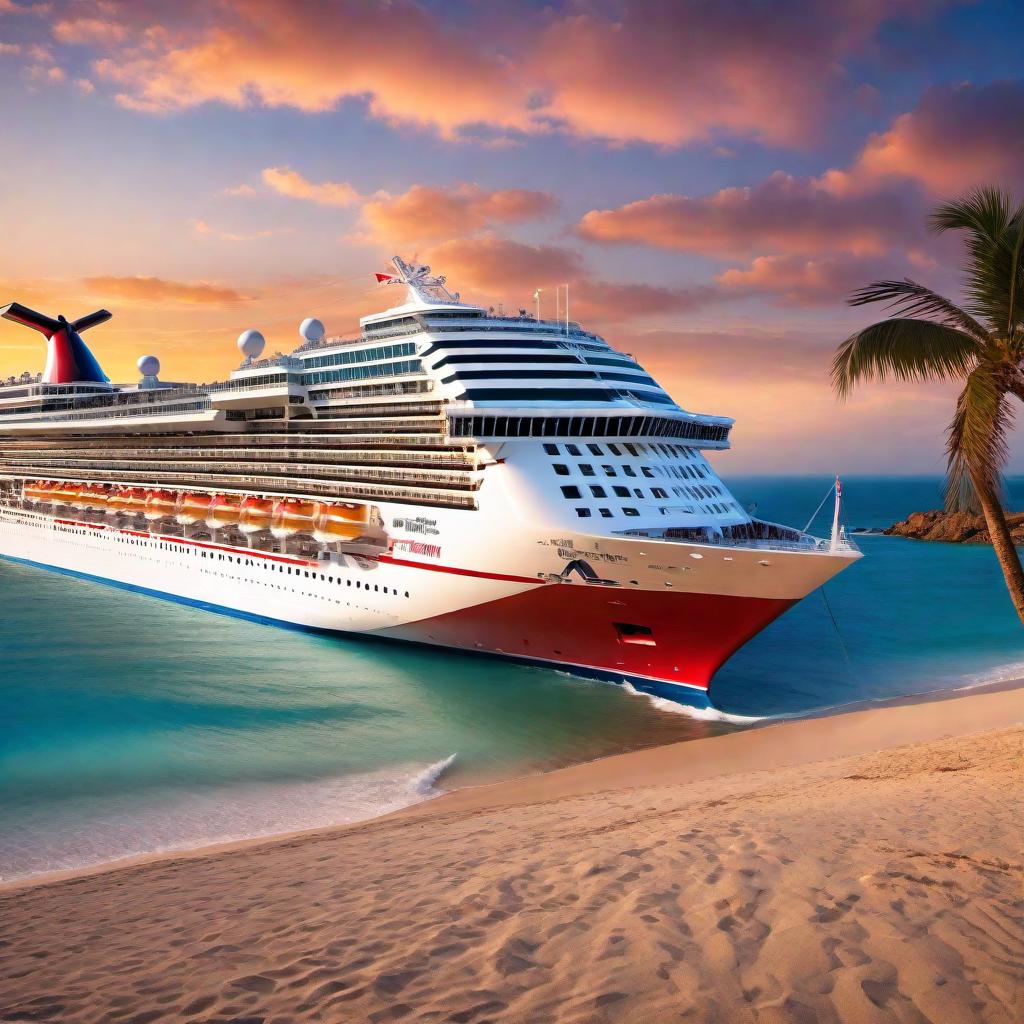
[579,464,595,477]
[552,464,570,476]
[590,485,607,498]
[561,485,582,499]
[575,507,592,518]
[623,507,639,516]
[543,443,559,455]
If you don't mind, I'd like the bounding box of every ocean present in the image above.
[2,475,1021,881]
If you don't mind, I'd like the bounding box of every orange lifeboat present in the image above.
[270,499,319,539]
[23,480,49,503]
[51,481,80,506]
[313,503,367,543]
[239,496,274,534]
[121,488,149,515]
[106,488,130,514]
[144,490,177,521]
[206,494,242,530]
[78,484,110,510]
[175,492,211,525]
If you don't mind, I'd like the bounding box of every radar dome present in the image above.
[299,317,325,344]
[237,329,266,359]
[137,355,160,377]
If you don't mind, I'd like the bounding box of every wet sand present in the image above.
[1,686,1021,1023]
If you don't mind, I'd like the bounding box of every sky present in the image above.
[1,0,1022,474]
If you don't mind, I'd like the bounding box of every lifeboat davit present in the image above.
[175,492,211,525]
[239,496,274,534]
[270,499,319,539]
[144,490,176,521]
[206,494,242,530]
[313,502,367,543]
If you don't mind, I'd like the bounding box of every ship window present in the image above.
[601,465,616,476]
[623,507,639,516]
[552,463,570,476]
[634,488,644,499]
[543,443,559,455]
[599,507,612,518]
[652,487,668,499]
[590,485,606,498]
[566,443,581,455]
[641,467,655,478]
[587,443,603,455]
[613,486,630,498]
[575,507,591,518]
[579,464,595,477]
[608,443,621,455]
[560,485,582,499]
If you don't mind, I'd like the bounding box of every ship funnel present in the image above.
[0,301,111,384]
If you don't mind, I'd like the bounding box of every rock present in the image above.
[884,509,1024,544]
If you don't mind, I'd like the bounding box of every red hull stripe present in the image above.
[376,553,542,585]
[380,583,797,689]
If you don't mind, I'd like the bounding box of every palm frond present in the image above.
[945,363,1013,512]
[931,187,1024,334]
[831,319,979,400]
[847,277,990,343]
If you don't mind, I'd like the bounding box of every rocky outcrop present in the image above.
[884,509,1024,544]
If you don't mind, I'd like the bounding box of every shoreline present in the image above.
[3,675,1021,896]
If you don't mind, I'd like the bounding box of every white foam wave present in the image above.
[619,681,764,723]
[0,754,459,884]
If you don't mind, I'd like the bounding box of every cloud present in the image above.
[83,275,248,305]
[53,15,126,44]
[0,1,50,15]
[424,236,584,295]
[73,76,94,92]
[27,62,65,82]
[0,42,21,54]
[67,0,945,149]
[192,217,279,242]
[578,172,920,257]
[848,80,1024,194]
[360,183,557,245]
[261,166,359,207]
[221,183,257,198]
[569,281,724,323]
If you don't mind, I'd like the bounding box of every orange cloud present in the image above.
[261,166,359,207]
[53,15,126,44]
[578,172,918,257]
[71,0,936,148]
[424,236,583,296]
[361,184,557,245]
[83,276,248,305]
[850,81,1024,194]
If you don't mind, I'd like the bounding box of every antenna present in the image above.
[534,288,542,322]
[563,283,570,335]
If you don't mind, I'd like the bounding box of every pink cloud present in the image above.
[361,184,557,245]
[83,275,247,305]
[261,166,359,207]
[578,173,919,257]
[52,0,947,148]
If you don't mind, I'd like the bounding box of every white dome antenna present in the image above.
[299,317,325,345]
[137,354,161,389]
[237,329,266,361]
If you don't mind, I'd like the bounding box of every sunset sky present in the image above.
[1,0,1022,474]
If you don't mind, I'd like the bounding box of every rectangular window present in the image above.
[552,463,570,476]
[652,487,668,499]
[623,507,639,516]
[602,465,617,477]
[543,443,559,455]
[599,507,612,518]
[587,443,603,455]
[613,485,630,498]
[641,467,655,478]
[566,443,581,455]
[579,464,596,477]
[623,466,636,477]
[607,443,621,455]
[561,485,582,499]
[590,485,607,498]
[575,507,592,518]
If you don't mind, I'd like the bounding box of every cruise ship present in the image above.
[0,258,861,707]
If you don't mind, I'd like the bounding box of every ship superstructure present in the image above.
[0,257,860,706]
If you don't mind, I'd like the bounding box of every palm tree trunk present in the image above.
[971,469,1024,624]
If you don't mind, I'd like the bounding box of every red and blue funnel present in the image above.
[1,301,111,384]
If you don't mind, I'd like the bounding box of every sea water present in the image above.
[1,475,1021,880]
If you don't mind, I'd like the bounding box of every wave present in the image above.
[618,681,765,723]
[0,754,458,884]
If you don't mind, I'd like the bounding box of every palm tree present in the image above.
[832,186,1024,623]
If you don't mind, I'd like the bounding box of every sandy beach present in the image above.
[1,686,1021,1024]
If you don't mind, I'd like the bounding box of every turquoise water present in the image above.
[1,475,1022,879]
